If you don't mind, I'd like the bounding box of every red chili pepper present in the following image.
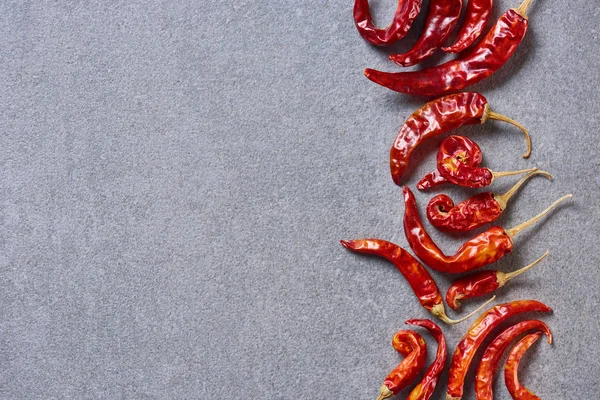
[436,136,537,189]
[340,239,493,323]
[403,186,571,273]
[390,93,531,186]
[364,0,534,95]
[426,169,552,232]
[377,330,427,400]
[353,0,423,46]
[446,251,549,310]
[388,0,462,67]
[504,333,546,400]
[405,319,447,400]
[475,320,552,400]
[446,300,552,400]
[442,0,493,53]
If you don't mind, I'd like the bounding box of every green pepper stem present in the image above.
[497,251,549,287]
[481,104,531,158]
[494,169,552,210]
[506,194,573,239]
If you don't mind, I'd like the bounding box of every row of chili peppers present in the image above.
[342,0,570,398]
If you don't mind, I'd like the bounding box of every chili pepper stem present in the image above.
[481,104,531,158]
[376,384,393,400]
[491,168,538,183]
[433,295,496,324]
[493,169,552,210]
[497,250,549,287]
[514,0,534,19]
[506,194,573,239]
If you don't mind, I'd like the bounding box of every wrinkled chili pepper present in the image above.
[442,0,493,53]
[475,320,552,400]
[353,0,423,46]
[436,136,537,189]
[340,239,493,323]
[426,169,552,232]
[388,0,462,67]
[405,319,447,400]
[403,186,571,273]
[446,251,549,310]
[377,330,427,400]
[446,300,552,400]
[504,333,545,400]
[364,0,534,95]
[390,93,531,185]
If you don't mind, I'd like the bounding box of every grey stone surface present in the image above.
[0,0,598,399]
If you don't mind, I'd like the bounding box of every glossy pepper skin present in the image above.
[446,300,552,400]
[364,0,531,96]
[389,93,530,186]
[389,0,462,67]
[378,330,427,400]
[353,0,423,46]
[504,333,545,400]
[436,135,494,187]
[443,0,494,53]
[341,239,482,324]
[427,192,501,232]
[406,319,447,400]
[475,320,552,400]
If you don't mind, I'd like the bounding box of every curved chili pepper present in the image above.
[446,251,549,310]
[364,0,534,95]
[504,333,545,400]
[390,93,531,185]
[427,169,552,232]
[436,136,537,188]
[475,320,552,400]
[388,0,462,67]
[403,186,571,273]
[353,0,423,46]
[446,300,552,400]
[442,0,493,53]
[405,319,447,400]
[377,330,427,400]
[340,239,493,323]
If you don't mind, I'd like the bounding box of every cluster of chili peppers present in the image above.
[342,0,570,398]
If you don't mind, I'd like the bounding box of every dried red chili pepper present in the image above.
[403,186,571,273]
[475,320,552,400]
[390,93,531,185]
[442,0,493,53]
[446,251,549,310]
[446,300,552,400]
[504,333,545,400]
[340,239,493,323]
[426,169,552,232]
[405,319,447,400]
[388,0,462,67]
[377,330,427,400]
[353,0,423,46]
[364,0,534,95]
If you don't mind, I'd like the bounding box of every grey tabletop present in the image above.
[1,1,599,399]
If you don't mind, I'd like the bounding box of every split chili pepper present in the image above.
[405,319,447,400]
[436,136,537,189]
[377,330,427,400]
[446,300,552,400]
[426,169,552,232]
[389,93,531,186]
[403,186,571,273]
[446,251,549,310]
[353,0,423,46]
[442,0,493,53]
[388,0,462,67]
[340,239,494,324]
[475,320,552,400]
[504,333,546,400]
[364,0,535,95]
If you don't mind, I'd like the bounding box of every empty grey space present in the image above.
[0,0,598,399]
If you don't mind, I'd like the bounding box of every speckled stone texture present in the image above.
[0,1,598,399]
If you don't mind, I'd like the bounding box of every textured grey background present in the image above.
[0,0,598,399]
